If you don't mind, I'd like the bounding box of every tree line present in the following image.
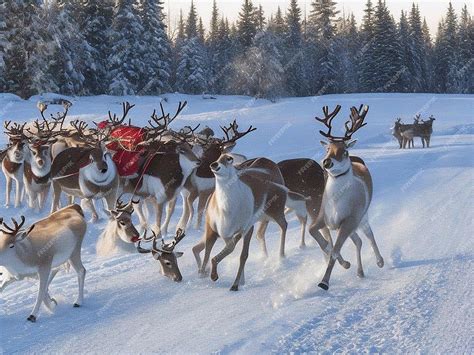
[0,0,472,99]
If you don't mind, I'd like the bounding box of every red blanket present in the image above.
[106,126,146,176]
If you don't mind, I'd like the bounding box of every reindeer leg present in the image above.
[68,248,86,307]
[4,174,11,207]
[51,180,62,213]
[275,213,288,258]
[153,201,164,238]
[44,268,60,312]
[358,216,384,268]
[196,190,211,230]
[162,196,177,236]
[255,219,270,258]
[230,226,254,291]
[29,262,52,322]
[14,176,22,208]
[321,226,350,269]
[211,233,242,282]
[196,223,218,276]
[308,216,331,257]
[297,213,308,249]
[350,232,364,278]
[318,223,354,291]
[82,199,98,223]
[135,200,148,231]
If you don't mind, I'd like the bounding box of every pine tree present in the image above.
[434,2,458,93]
[268,6,285,36]
[237,0,257,49]
[255,4,266,31]
[186,0,198,39]
[283,0,308,96]
[0,0,7,91]
[408,4,428,91]
[108,0,145,95]
[78,0,114,94]
[208,0,220,46]
[398,11,412,91]
[212,17,235,93]
[138,0,172,94]
[231,30,285,100]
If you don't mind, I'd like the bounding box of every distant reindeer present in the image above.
[392,118,404,148]
[419,116,435,148]
[193,155,305,291]
[2,122,27,207]
[0,205,87,322]
[310,105,384,290]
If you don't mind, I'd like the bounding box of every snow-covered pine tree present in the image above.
[77,0,114,94]
[434,3,458,93]
[237,0,258,49]
[175,1,208,94]
[421,18,434,92]
[448,5,473,93]
[408,4,428,92]
[207,0,223,94]
[268,6,285,36]
[212,17,235,93]
[0,0,7,91]
[231,30,285,100]
[3,0,58,98]
[138,0,172,94]
[307,0,339,94]
[398,11,413,92]
[358,0,376,92]
[365,0,403,92]
[255,4,266,32]
[283,0,308,96]
[337,13,361,93]
[108,0,145,95]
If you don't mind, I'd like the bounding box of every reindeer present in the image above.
[176,120,253,232]
[419,116,435,148]
[392,118,404,148]
[50,120,120,222]
[22,120,60,211]
[117,102,201,237]
[0,205,87,322]
[137,229,186,282]
[309,105,384,291]
[2,121,28,208]
[192,155,306,291]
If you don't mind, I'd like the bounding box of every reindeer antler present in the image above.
[343,105,368,141]
[148,101,187,132]
[4,121,27,140]
[114,196,139,214]
[315,105,342,140]
[108,102,135,126]
[37,100,71,133]
[220,120,256,144]
[316,105,368,141]
[0,216,26,236]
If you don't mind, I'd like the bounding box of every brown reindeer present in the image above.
[193,155,305,291]
[309,105,384,290]
[2,121,28,207]
[0,205,87,322]
[176,120,254,231]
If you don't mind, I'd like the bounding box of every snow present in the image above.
[0,93,473,353]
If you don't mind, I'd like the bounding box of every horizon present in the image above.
[164,0,471,36]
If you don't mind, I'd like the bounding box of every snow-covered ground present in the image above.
[0,93,472,353]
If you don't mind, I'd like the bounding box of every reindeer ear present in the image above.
[346,139,357,149]
[110,210,120,218]
[15,224,35,243]
[175,252,184,258]
[222,142,236,153]
[320,140,329,147]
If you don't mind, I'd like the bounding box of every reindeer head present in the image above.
[316,105,369,177]
[137,229,185,282]
[195,120,256,171]
[4,121,27,163]
[109,198,142,244]
[210,153,237,179]
[0,216,34,256]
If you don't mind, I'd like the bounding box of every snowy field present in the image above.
[0,93,473,353]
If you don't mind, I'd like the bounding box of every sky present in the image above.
[164,0,471,36]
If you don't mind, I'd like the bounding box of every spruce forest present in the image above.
[0,0,472,99]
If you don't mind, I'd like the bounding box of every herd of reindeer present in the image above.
[392,114,436,148]
[0,100,386,322]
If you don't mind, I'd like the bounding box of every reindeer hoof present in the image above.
[210,272,219,282]
[299,243,306,249]
[73,303,81,308]
[318,282,329,291]
[377,258,384,268]
[340,260,351,269]
[27,315,36,323]
[230,285,239,291]
[198,269,209,278]
[51,298,58,306]
[357,270,365,278]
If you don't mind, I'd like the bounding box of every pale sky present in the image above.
[164,0,471,37]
